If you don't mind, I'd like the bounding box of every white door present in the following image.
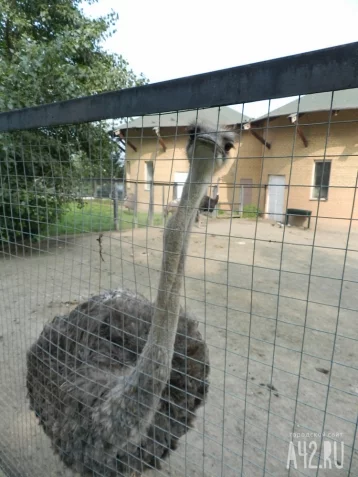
[267,175,285,222]
[174,172,188,199]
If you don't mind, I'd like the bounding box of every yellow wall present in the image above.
[125,127,188,213]
[123,111,358,224]
[255,110,358,225]
[221,136,263,212]
[124,126,263,213]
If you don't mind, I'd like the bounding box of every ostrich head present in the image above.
[186,122,235,174]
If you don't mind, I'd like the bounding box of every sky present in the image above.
[83,0,358,118]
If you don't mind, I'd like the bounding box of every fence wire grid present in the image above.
[0,43,358,477]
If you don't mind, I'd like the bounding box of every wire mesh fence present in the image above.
[0,44,358,477]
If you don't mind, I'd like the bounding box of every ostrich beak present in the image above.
[190,136,226,173]
[194,136,225,157]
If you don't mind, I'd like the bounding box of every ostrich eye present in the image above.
[224,142,234,153]
[188,125,201,140]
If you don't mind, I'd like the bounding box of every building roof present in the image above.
[255,88,358,121]
[120,106,249,130]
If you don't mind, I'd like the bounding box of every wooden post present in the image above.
[240,185,244,216]
[148,182,154,226]
[173,183,177,200]
[133,182,138,228]
[297,126,308,147]
[113,180,119,231]
[213,180,219,218]
[162,185,165,224]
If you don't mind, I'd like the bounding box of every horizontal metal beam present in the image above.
[1,42,358,132]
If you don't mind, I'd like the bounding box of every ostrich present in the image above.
[26,122,235,476]
[195,194,220,225]
[164,198,180,218]
[123,192,136,212]
[166,195,219,224]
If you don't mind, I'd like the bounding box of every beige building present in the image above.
[248,89,358,226]
[118,90,358,226]
[117,106,256,214]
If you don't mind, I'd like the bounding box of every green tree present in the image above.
[0,0,147,244]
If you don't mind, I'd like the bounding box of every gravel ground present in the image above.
[0,217,357,477]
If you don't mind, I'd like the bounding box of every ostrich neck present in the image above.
[128,164,211,402]
[102,158,214,450]
[150,165,211,350]
[128,165,210,396]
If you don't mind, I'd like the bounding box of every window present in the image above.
[173,172,188,200]
[312,161,331,200]
[145,161,154,191]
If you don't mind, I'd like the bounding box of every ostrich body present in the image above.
[167,195,219,223]
[26,123,235,476]
[195,194,220,224]
[123,192,135,212]
[164,198,180,218]
[200,194,219,215]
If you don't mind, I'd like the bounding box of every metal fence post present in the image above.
[112,179,119,231]
[148,182,154,226]
[162,185,165,224]
[133,182,138,228]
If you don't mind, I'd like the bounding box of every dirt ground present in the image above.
[0,217,357,477]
